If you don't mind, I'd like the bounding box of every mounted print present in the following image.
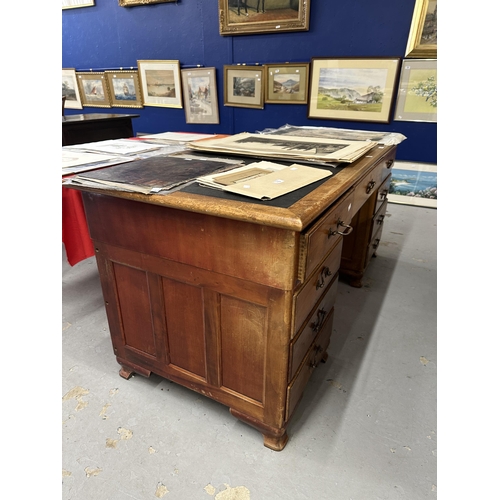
[219,0,310,36]
[308,58,401,124]
[76,72,112,108]
[264,63,309,104]
[137,60,183,108]
[62,0,94,9]
[62,68,83,109]
[181,67,219,124]
[119,0,176,6]
[224,65,264,109]
[394,59,437,123]
[105,70,144,108]
[405,0,437,58]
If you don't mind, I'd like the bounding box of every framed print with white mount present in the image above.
[181,67,219,124]
[308,57,401,124]
[264,63,309,104]
[218,0,310,36]
[62,0,94,9]
[137,60,183,108]
[105,70,143,108]
[394,59,437,123]
[76,71,112,108]
[119,0,176,6]
[62,68,83,109]
[224,65,264,109]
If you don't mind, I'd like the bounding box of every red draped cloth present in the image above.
[62,186,95,266]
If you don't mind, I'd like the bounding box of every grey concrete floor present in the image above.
[62,202,437,500]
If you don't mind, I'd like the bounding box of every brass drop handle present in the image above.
[386,159,394,169]
[328,220,353,238]
[323,266,333,277]
[373,238,380,250]
[366,180,376,194]
[380,189,388,200]
[376,214,385,225]
[316,275,325,290]
[311,308,327,333]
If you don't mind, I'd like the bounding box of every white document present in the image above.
[64,139,163,155]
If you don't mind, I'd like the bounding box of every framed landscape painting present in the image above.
[218,0,310,36]
[264,63,309,104]
[105,70,143,108]
[388,161,437,208]
[224,65,264,109]
[76,72,112,108]
[181,67,219,124]
[394,59,437,122]
[137,60,183,108]
[406,0,437,58]
[308,58,401,123]
[62,68,83,109]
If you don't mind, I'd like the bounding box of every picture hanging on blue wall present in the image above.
[105,71,144,109]
[137,60,183,108]
[219,0,310,36]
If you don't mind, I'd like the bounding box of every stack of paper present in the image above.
[188,132,377,165]
[197,160,332,200]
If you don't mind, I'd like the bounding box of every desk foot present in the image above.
[229,408,289,451]
[117,357,151,379]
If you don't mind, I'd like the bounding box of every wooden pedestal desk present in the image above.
[74,144,395,451]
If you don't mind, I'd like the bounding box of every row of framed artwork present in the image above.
[62,57,437,125]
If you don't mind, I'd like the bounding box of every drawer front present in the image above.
[298,189,354,282]
[373,198,388,232]
[351,151,395,214]
[369,218,384,257]
[375,174,391,214]
[292,238,342,338]
[290,275,339,379]
[286,310,334,420]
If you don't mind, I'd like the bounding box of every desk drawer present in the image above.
[286,309,334,420]
[298,189,354,283]
[292,239,341,338]
[373,198,388,232]
[375,174,391,215]
[290,275,338,379]
[351,151,395,214]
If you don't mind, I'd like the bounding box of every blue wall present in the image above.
[62,0,437,163]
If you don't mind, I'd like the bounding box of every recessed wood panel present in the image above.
[162,278,207,379]
[220,295,267,404]
[113,263,157,357]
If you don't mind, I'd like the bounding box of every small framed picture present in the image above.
[405,0,437,58]
[223,65,264,109]
[264,63,309,104]
[62,0,94,9]
[394,59,437,123]
[181,67,219,124]
[137,60,183,108]
[308,57,401,124]
[105,70,143,108]
[76,71,112,108]
[119,0,176,6]
[62,68,83,109]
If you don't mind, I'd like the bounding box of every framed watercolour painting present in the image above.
[388,161,437,208]
[394,59,437,123]
[62,0,94,9]
[181,67,219,124]
[218,0,310,36]
[264,63,309,104]
[62,68,83,110]
[224,65,264,109]
[119,0,176,6]
[105,70,143,108]
[137,60,183,108]
[308,58,401,124]
[76,72,112,108]
[405,0,437,58]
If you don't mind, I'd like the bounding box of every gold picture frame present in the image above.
[308,57,401,124]
[181,67,219,124]
[62,0,94,10]
[62,68,83,110]
[119,0,176,6]
[137,60,183,108]
[105,70,144,108]
[76,72,112,108]
[394,59,437,123]
[218,0,310,36]
[405,0,437,58]
[264,62,309,104]
[224,65,264,109]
